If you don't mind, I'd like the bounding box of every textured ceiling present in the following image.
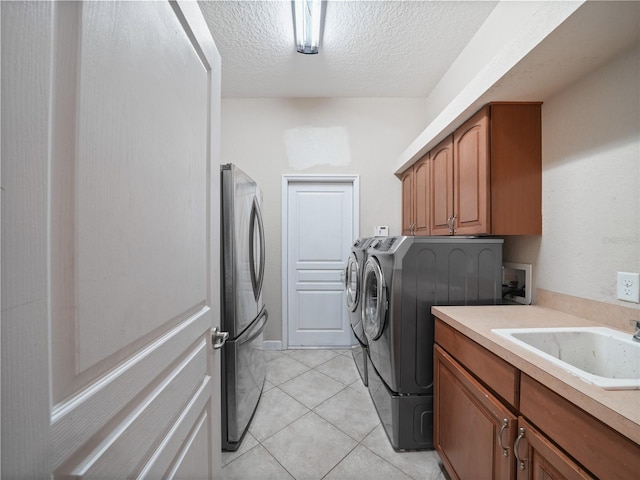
[198,0,498,98]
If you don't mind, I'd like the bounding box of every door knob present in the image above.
[211,327,229,350]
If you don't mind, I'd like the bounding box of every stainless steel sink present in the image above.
[492,327,640,390]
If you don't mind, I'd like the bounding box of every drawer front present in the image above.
[520,374,640,480]
[435,319,519,408]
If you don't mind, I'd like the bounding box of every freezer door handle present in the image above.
[211,327,229,350]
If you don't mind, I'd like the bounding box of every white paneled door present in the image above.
[1,2,222,478]
[285,177,359,347]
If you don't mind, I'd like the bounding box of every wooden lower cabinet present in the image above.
[435,344,595,480]
[520,374,640,480]
[434,345,517,480]
[514,417,593,480]
[433,316,640,480]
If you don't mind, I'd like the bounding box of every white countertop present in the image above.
[432,305,640,445]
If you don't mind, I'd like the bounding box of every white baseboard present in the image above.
[263,340,282,351]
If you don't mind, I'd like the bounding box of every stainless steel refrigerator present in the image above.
[220,163,268,451]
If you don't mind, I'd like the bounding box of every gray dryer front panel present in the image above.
[367,237,503,395]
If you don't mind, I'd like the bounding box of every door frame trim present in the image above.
[281,174,360,350]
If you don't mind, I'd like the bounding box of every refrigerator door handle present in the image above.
[249,196,266,302]
[211,327,229,350]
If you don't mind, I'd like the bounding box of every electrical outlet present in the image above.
[617,272,640,303]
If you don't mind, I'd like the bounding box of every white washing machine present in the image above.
[362,236,503,450]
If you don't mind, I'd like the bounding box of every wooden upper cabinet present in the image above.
[489,103,542,235]
[401,152,430,236]
[402,102,542,236]
[454,107,490,235]
[451,103,542,235]
[430,135,454,236]
[413,154,430,235]
[401,166,414,235]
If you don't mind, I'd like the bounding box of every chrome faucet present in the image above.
[632,320,640,343]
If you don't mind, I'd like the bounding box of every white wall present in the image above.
[422,0,579,126]
[505,43,640,307]
[220,44,639,343]
[220,98,427,340]
[395,0,584,172]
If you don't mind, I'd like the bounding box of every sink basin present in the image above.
[492,327,640,390]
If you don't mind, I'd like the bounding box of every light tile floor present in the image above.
[221,348,449,480]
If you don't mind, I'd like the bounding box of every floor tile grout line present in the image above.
[259,409,356,480]
[311,410,378,445]
[353,438,444,480]
[220,437,262,470]
[259,440,303,480]
[249,385,312,444]
[359,442,416,480]
[224,426,417,480]
[266,351,375,448]
[309,385,379,442]
[274,349,357,377]
[298,352,344,370]
[352,441,414,480]
[312,374,359,387]
[261,374,371,479]
[224,348,444,480]
[267,362,313,387]
[317,440,361,480]
[297,362,347,384]
[223,440,300,480]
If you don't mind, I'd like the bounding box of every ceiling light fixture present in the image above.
[293,0,322,54]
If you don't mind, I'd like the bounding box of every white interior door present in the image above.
[1,2,223,478]
[284,177,359,348]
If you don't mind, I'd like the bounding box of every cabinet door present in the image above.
[414,154,430,235]
[515,417,594,480]
[435,345,516,480]
[401,166,414,235]
[430,135,454,235]
[453,107,490,235]
[489,103,542,235]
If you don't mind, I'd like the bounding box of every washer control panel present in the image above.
[369,236,403,252]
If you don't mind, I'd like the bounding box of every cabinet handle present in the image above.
[514,427,527,471]
[497,418,509,457]
[446,215,453,234]
[452,214,457,234]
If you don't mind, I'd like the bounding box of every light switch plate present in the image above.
[374,226,389,236]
